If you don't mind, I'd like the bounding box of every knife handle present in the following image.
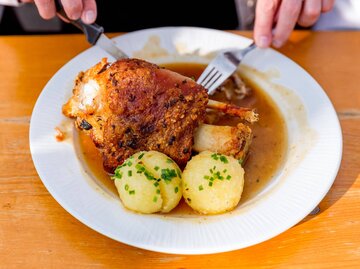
[55,0,103,45]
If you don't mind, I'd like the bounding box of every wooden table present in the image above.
[0,31,359,268]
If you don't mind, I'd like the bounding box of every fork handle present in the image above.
[232,42,256,61]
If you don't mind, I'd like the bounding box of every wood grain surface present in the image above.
[0,31,359,269]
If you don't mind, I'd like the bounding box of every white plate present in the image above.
[30,27,342,254]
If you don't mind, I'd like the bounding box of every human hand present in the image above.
[254,0,335,48]
[22,0,97,24]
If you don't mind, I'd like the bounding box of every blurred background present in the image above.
[0,0,359,35]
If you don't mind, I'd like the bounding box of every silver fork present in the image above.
[197,42,256,95]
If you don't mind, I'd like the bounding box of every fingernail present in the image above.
[257,35,270,48]
[70,12,81,20]
[84,10,95,23]
[272,40,283,48]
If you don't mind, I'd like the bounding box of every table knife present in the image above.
[55,1,128,60]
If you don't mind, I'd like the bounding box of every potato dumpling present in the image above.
[182,151,244,214]
[114,151,182,214]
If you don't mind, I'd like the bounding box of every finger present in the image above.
[34,0,56,20]
[298,0,322,27]
[254,0,280,48]
[81,0,97,24]
[61,0,83,20]
[322,0,335,12]
[272,0,303,48]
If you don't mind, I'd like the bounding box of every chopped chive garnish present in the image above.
[211,153,219,160]
[176,168,182,178]
[161,168,177,182]
[220,155,229,164]
[135,163,145,173]
[204,175,210,180]
[154,166,160,171]
[199,185,204,191]
[128,170,132,177]
[125,184,129,191]
[138,153,145,159]
[209,182,213,187]
[174,186,179,193]
[135,164,144,171]
[223,169,227,173]
[144,170,155,180]
[214,171,223,180]
[153,196,158,202]
[156,189,160,194]
[154,182,159,187]
[226,175,231,180]
[166,158,174,163]
[187,198,192,202]
[127,161,132,167]
[238,159,244,165]
[114,168,123,179]
[129,190,135,195]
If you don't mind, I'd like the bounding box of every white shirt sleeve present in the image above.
[0,0,23,7]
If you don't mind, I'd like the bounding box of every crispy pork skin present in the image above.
[63,58,208,172]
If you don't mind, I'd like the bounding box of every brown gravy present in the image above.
[77,62,287,214]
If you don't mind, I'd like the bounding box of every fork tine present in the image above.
[203,69,220,89]
[197,66,215,85]
[205,72,222,90]
[207,74,226,94]
[202,68,217,86]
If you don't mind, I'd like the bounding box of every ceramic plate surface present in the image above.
[30,27,342,254]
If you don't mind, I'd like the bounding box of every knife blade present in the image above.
[55,0,128,60]
[95,33,128,60]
